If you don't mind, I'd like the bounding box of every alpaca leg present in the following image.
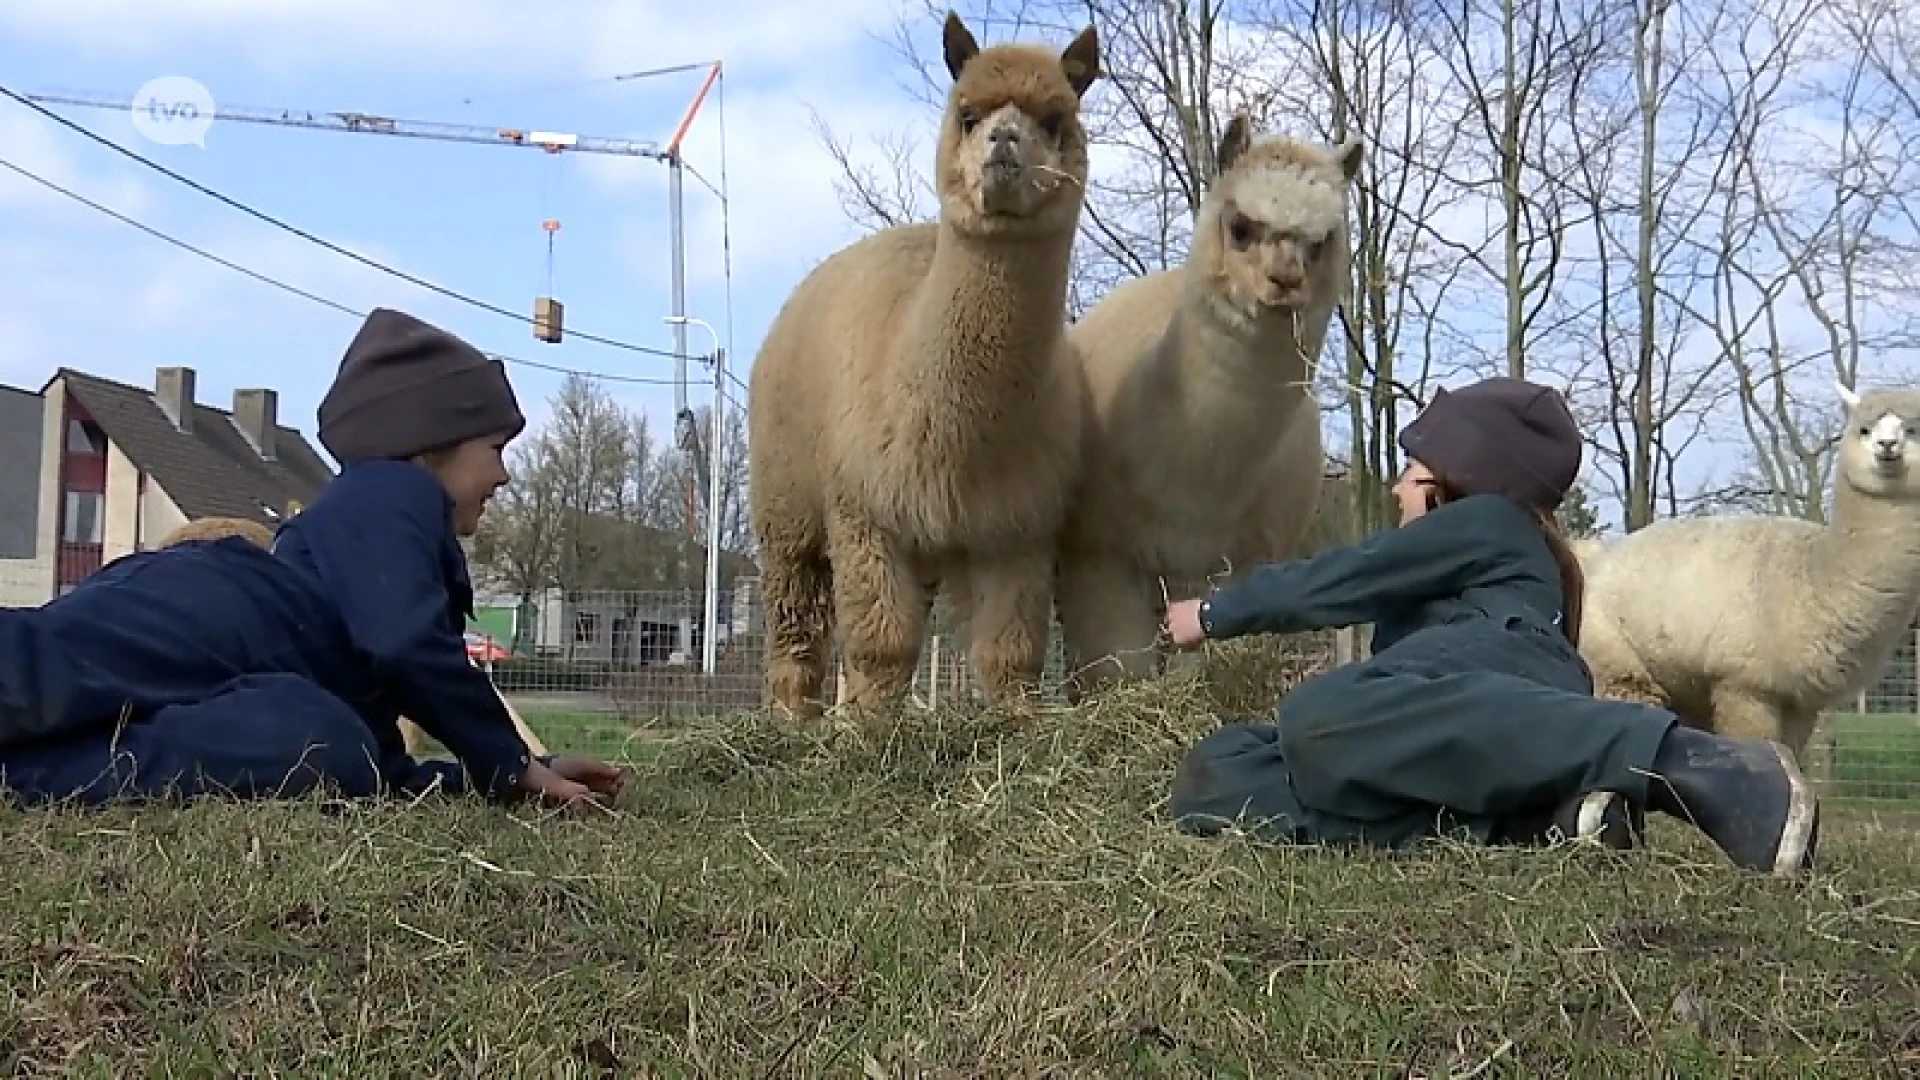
[1056,554,1162,704]
[1706,685,1788,744]
[759,528,836,720]
[962,549,1056,711]
[1774,705,1820,760]
[830,511,929,711]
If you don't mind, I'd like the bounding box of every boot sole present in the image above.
[1769,741,1819,877]
[1572,790,1638,850]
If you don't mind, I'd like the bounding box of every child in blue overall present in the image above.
[1162,377,1819,877]
[0,308,627,810]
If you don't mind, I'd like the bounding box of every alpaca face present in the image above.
[935,14,1101,237]
[1836,383,1920,499]
[1200,119,1362,326]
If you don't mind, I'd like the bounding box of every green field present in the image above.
[1816,712,1920,805]
[3,681,1915,1074]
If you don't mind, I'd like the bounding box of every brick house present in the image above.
[0,365,335,605]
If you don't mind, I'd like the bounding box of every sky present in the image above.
[0,1,1908,540]
[0,0,938,458]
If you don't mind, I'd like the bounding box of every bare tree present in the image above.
[469,434,565,646]
[1669,0,1920,522]
[1255,0,1487,532]
[1414,0,1617,381]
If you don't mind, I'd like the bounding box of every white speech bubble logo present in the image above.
[130,76,215,148]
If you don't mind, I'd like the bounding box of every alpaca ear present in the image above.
[1837,378,1861,411]
[943,11,981,81]
[1216,113,1253,175]
[1336,136,1363,182]
[1059,25,1102,96]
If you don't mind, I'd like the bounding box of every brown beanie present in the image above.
[317,308,526,463]
[1397,376,1582,511]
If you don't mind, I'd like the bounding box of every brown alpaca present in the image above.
[1055,117,1360,701]
[748,12,1102,718]
[156,516,550,758]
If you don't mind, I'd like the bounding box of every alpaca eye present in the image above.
[958,107,979,133]
[1039,113,1064,138]
[1229,216,1254,248]
[1308,239,1327,260]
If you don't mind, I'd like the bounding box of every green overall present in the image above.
[1169,493,1678,849]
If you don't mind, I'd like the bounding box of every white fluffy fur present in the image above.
[1577,380,1920,754]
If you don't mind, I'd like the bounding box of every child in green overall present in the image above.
[1162,376,1819,877]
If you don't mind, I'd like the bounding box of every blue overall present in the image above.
[1169,494,1678,849]
[0,461,534,807]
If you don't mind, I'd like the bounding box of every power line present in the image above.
[0,153,689,388]
[0,83,687,362]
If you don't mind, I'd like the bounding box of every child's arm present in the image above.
[1199,494,1539,641]
[285,467,534,800]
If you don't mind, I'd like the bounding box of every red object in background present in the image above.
[464,630,511,664]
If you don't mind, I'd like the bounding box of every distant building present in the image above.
[0,365,333,605]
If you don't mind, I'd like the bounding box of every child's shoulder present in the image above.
[1434,492,1535,526]
[305,461,452,527]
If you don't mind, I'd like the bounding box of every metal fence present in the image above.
[476,582,1920,807]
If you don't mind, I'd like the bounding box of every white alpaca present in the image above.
[1054,116,1358,701]
[1577,381,1920,754]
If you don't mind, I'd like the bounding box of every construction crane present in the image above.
[21,74,728,541]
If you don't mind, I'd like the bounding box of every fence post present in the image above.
[928,635,941,709]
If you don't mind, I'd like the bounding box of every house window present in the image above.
[572,610,600,644]
[65,418,105,454]
[62,491,103,545]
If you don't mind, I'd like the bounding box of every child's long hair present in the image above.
[1424,478,1584,646]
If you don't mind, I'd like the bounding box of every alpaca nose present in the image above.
[988,126,1023,162]
[1269,266,1305,291]
[1875,436,1902,456]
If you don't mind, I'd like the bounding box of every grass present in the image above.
[3,673,1919,1076]
[1820,712,1920,806]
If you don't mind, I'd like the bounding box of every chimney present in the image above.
[232,388,278,460]
[155,366,195,432]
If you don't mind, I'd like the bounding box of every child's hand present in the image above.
[1164,598,1208,649]
[517,756,628,809]
[548,755,629,800]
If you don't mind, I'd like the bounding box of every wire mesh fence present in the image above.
[476,580,1920,807]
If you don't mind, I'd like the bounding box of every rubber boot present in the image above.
[1643,725,1819,877]
[1492,790,1644,851]
[1553,790,1643,850]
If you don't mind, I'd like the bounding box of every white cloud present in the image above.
[0,0,909,85]
[0,105,156,221]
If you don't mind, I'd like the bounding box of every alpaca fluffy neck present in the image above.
[902,221,1073,409]
[1154,277,1321,446]
[1806,483,1920,673]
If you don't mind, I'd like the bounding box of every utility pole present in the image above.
[665,315,726,675]
[660,63,723,551]
[703,344,726,676]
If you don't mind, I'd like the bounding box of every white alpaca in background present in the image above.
[1576,381,1920,755]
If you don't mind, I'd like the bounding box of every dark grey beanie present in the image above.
[1397,376,1582,511]
[317,308,526,463]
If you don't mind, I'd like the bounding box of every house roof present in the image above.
[54,367,336,524]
